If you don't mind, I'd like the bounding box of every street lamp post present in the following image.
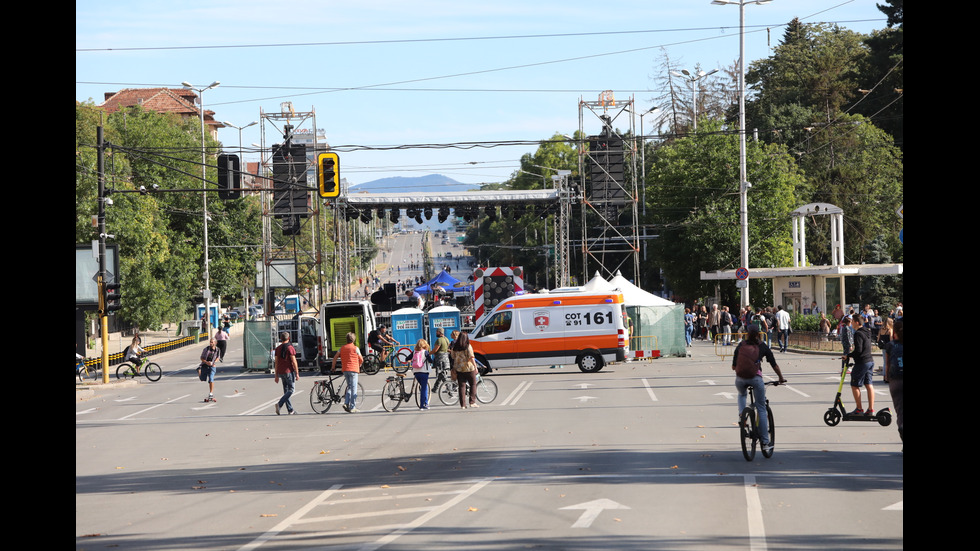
[670,69,718,133]
[182,80,220,335]
[711,0,770,309]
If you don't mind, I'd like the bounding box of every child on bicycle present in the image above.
[125,335,146,368]
[732,325,786,452]
[412,339,431,410]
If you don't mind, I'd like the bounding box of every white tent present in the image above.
[609,272,675,306]
[607,271,686,358]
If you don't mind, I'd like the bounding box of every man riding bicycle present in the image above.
[732,325,786,453]
[367,324,398,362]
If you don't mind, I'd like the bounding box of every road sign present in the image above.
[735,267,749,280]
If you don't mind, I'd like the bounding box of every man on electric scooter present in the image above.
[845,314,876,416]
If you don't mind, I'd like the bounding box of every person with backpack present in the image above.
[273,331,300,415]
[411,338,432,410]
[882,318,903,446]
[731,325,786,453]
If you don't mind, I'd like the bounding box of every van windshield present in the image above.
[476,311,512,337]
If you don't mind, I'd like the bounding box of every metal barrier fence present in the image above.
[712,331,772,360]
[712,330,866,357]
[79,331,209,369]
[628,334,661,360]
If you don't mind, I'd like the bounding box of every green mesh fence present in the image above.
[244,320,274,372]
[628,304,687,358]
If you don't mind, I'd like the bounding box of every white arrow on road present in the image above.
[884,501,903,511]
[576,383,592,389]
[716,392,737,400]
[572,396,597,403]
[700,379,718,386]
[561,499,630,528]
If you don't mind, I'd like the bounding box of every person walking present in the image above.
[882,318,903,446]
[845,314,876,416]
[720,306,733,346]
[774,305,791,353]
[684,308,695,347]
[412,339,432,410]
[732,325,786,453]
[709,304,720,342]
[273,331,300,415]
[331,332,363,412]
[198,338,220,402]
[214,325,230,362]
[450,331,479,408]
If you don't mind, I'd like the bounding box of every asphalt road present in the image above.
[76,328,903,550]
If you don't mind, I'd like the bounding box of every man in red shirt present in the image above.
[274,332,300,415]
[332,332,363,413]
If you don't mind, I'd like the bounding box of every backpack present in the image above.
[888,341,903,378]
[734,342,761,378]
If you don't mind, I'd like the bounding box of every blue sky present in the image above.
[76,1,889,189]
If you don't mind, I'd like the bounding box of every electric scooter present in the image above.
[823,358,891,427]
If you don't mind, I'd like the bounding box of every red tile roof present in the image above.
[100,88,223,130]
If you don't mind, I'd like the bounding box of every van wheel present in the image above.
[577,352,604,373]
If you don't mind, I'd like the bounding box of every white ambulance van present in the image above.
[468,290,628,373]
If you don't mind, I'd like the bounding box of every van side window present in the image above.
[479,311,512,337]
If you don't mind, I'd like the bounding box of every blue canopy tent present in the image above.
[414,269,473,295]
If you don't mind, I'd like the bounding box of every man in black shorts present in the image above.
[368,324,398,362]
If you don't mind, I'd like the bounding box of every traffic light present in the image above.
[217,153,241,200]
[103,281,122,315]
[318,152,340,198]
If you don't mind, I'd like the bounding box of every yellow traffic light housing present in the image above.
[318,152,340,198]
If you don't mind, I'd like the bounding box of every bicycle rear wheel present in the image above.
[475,376,498,404]
[144,363,162,382]
[739,407,757,461]
[116,363,136,380]
[362,354,381,375]
[381,380,403,412]
[761,405,775,458]
[310,382,332,413]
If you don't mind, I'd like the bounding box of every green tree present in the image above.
[75,101,264,329]
[645,119,805,302]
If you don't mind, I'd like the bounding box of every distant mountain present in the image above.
[349,174,480,194]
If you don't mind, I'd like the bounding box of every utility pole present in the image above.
[96,125,111,383]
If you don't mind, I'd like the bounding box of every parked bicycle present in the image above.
[363,344,412,376]
[115,357,162,382]
[739,380,782,461]
[309,371,365,413]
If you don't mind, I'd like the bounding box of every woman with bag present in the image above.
[412,339,431,410]
[450,331,479,409]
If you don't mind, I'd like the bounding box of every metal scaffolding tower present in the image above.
[258,103,325,315]
[577,92,641,284]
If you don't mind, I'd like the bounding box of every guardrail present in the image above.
[79,331,209,369]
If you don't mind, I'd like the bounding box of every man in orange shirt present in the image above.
[332,332,364,413]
